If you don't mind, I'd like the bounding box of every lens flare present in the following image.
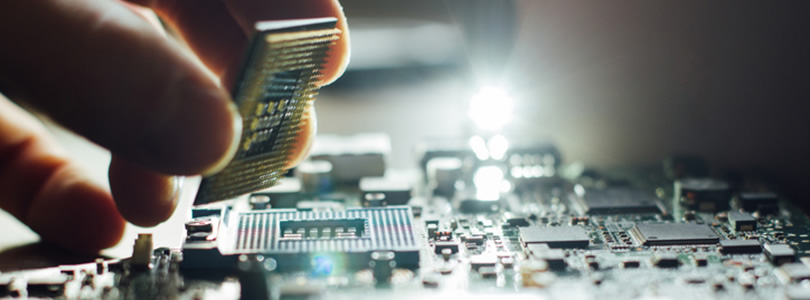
[468,86,514,132]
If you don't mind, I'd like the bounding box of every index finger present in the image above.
[130,0,350,87]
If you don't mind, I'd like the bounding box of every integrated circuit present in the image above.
[518,226,590,249]
[719,239,762,254]
[631,223,719,246]
[573,188,663,215]
[195,18,342,204]
[729,212,757,231]
[182,205,419,271]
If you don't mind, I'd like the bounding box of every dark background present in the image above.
[322,0,810,205]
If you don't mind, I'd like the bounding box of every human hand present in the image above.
[0,0,349,253]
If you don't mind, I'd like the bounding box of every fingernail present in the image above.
[169,176,184,203]
[201,101,242,176]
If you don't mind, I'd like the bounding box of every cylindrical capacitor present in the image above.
[296,160,334,195]
[427,157,463,198]
[370,251,396,284]
[249,195,270,210]
[363,193,387,207]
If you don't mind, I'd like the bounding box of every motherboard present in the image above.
[2,17,810,300]
[2,133,810,300]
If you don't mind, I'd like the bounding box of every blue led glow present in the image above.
[312,255,334,276]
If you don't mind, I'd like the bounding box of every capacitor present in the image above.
[249,195,270,210]
[131,234,153,269]
[427,157,463,198]
[370,251,396,284]
[363,193,387,207]
[296,160,334,195]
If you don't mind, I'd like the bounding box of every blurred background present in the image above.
[322,0,810,199]
[1,0,809,263]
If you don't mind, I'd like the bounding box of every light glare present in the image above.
[468,86,514,131]
[473,166,505,201]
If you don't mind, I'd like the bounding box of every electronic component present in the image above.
[574,187,663,215]
[434,241,459,254]
[765,243,796,265]
[369,251,396,283]
[719,239,762,254]
[470,254,498,270]
[10,128,810,299]
[536,249,568,271]
[653,252,680,268]
[739,192,779,214]
[426,157,463,198]
[622,260,640,268]
[674,178,731,211]
[362,192,388,207]
[503,212,530,227]
[519,226,590,249]
[729,212,757,231]
[359,176,412,205]
[248,194,270,210]
[251,177,302,208]
[309,133,389,182]
[182,205,419,271]
[778,263,810,283]
[195,18,341,204]
[524,244,567,271]
[131,233,153,268]
[296,160,334,195]
[632,223,719,246]
[693,257,708,267]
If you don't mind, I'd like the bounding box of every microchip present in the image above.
[675,178,731,212]
[719,239,762,254]
[631,223,719,246]
[469,254,498,270]
[194,18,342,204]
[359,176,412,205]
[434,241,459,254]
[765,243,796,265]
[653,252,680,268]
[778,263,810,282]
[728,212,757,231]
[518,226,590,249]
[181,206,419,271]
[622,260,640,268]
[574,188,662,215]
[739,192,779,214]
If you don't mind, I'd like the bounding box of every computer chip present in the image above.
[518,226,590,248]
[181,205,420,271]
[719,239,762,254]
[632,223,719,246]
[574,188,663,214]
[195,18,341,204]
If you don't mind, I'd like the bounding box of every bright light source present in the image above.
[468,86,514,132]
[487,134,509,160]
[473,166,505,201]
[469,136,489,160]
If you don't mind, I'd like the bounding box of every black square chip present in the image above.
[575,188,663,215]
[518,226,590,249]
[632,223,719,246]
